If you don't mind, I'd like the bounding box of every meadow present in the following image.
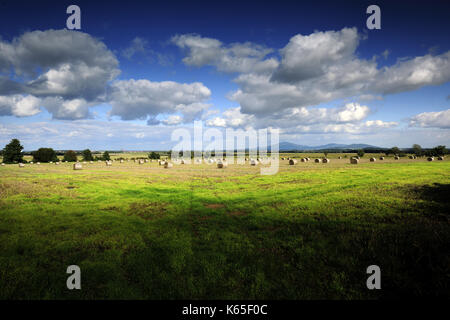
[0,155,448,299]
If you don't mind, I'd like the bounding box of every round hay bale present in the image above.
[139,159,144,164]
[1,163,5,166]
[90,161,93,164]
[338,156,342,159]
[250,159,257,166]
[323,158,330,163]
[36,162,40,165]
[105,161,112,166]
[30,161,33,164]
[314,158,321,163]
[438,156,444,160]
[217,160,228,168]
[394,156,400,160]
[19,163,25,167]
[350,158,359,164]
[281,157,285,160]
[55,162,60,165]
[120,159,124,163]
[379,157,385,160]
[409,155,414,159]
[73,162,82,170]
[180,159,186,164]
[164,161,173,168]
[207,159,214,164]
[49,161,53,164]
[306,157,311,161]
[370,157,376,162]
[301,158,307,162]
[427,157,434,161]
[289,159,298,165]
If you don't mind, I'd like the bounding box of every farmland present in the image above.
[0,155,449,299]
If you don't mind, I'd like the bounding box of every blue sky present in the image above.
[0,0,449,150]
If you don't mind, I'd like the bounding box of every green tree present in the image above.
[82,149,94,161]
[102,151,110,161]
[63,150,78,162]
[390,146,400,156]
[32,148,58,163]
[2,138,24,163]
[433,145,446,156]
[357,149,365,158]
[412,144,423,156]
[148,151,160,159]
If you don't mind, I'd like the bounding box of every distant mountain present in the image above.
[275,142,382,151]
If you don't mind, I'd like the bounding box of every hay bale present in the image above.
[217,160,228,168]
[30,161,33,164]
[250,159,257,166]
[338,156,342,159]
[1,163,5,166]
[281,157,285,160]
[323,158,330,163]
[36,162,40,165]
[120,159,124,163]
[370,157,376,162]
[438,156,444,160]
[379,157,384,160]
[55,162,60,165]
[301,158,307,162]
[409,155,414,159]
[427,157,434,161]
[164,161,173,168]
[289,159,298,165]
[49,161,53,164]
[90,161,93,164]
[106,161,112,166]
[145,159,148,163]
[394,156,400,160]
[19,163,25,167]
[139,159,144,164]
[350,158,359,164]
[314,158,321,163]
[73,162,82,170]
[306,157,311,161]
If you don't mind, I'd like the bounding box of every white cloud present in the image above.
[0,94,41,117]
[108,79,211,122]
[121,37,149,59]
[174,29,450,119]
[409,109,450,129]
[172,34,277,74]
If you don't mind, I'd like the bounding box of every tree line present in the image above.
[0,139,447,163]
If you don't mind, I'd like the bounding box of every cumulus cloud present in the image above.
[0,94,41,117]
[0,29,120,119]
[409,109,450,129]
[174,29,450,119]
[0,29,212,123]
[205,103,379,133]
[108,79,211,122]
[171,34,278,74]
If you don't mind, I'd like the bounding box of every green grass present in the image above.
[0,158,449,299]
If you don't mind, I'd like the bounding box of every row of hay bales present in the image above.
[5,155,446,169]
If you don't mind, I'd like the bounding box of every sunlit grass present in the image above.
[0,157,448,299]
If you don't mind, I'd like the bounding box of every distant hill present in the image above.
[275,142,382,151]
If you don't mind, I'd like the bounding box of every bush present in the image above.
[102,151,110,161]
[2,139,24,163]
[32,148,58,163]
[357,149,365,158]
[63,150,77,162]
[148,152,160,160]
[82,149,94,161]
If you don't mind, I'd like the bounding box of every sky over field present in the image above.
[0,0,449,150]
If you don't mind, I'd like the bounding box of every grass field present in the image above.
[0,156,449,299]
